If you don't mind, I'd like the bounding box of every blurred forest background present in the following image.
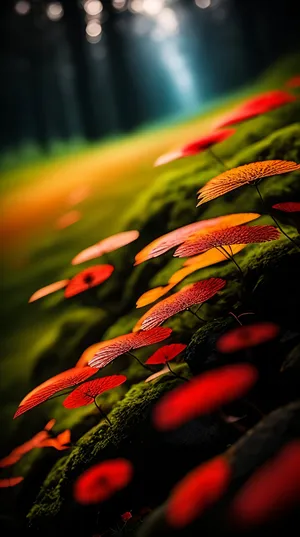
[1,0,300,166]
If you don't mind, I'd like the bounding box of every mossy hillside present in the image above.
[2,67,300,453]
[95,120,300,347]
[115,121,300,305]
[16,108,300,450]
[25,243,300,534]
[27,378,235,537]
[4,111,299,463]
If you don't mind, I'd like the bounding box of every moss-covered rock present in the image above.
[185,316,236,374]
[27,379,236,536]
[185,244,300,375]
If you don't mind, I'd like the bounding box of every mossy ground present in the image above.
[0,54,300,536]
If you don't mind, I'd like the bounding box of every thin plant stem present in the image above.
[127,352,152,372]
[229,311,256,325]
[238,312,255,319]
[193,305,206,321]
[194,303,207,321]
[229,311,243,326]
[94,398,112,425]
[195,303,203,314]
[207,147,228,171]
[186,307,205,322]
[219,245,244,281]
[216,245,231,262]
[166,361,189,382]
[48,389,74,401]
[254,183,300,251]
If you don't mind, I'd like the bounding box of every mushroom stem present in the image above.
[186,308,206,323]
[207,148,228,171]
[166,361,189,382]
[48,389,74,401]
[254,184,300,251]
[219,245,244,280]
[194,303,207,320]
[94,398,112,426]
[238,312,255,320]
[127,352,152,372]
[229,311,243,326]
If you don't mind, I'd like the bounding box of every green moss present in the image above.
[31,307,109,384]
[27,379,181,533]
[28,455,68,522]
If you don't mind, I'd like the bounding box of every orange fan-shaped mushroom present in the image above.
[63,375,127,409]
[134,213,260,265]
[175,225,280,258]
[272,202,300,213]
[0,433,48,468]
[153,364,258,431]
[136,285,175,308]
[14,367,98,418]
[230,441,300,527]
[167,457,231,528]
[38,429,71,451]
[154,129,236,166]
[87,327,172,370]
[65,265,114,298]
[134,279,226,332]
[136,245,246,309]
[197,160,300,207]
[74,459,133,505]
[183,244,246,267]
[145,344,187,365]
[215,90,296,129]
[72,230,139,265]
[217,322,280,354]
[29,280,69,303]
[0,419,59,468]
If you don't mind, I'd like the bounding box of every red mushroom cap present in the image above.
[167,457,231,528]
[74,459,133,505]
[145,344,187,365]
[153,364,258,431]
[217,323,280,353]
[65,265,114,298]
[63,375,127,409]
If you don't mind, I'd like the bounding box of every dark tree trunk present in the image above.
[104,13,140,132]
[61,0,101,140]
